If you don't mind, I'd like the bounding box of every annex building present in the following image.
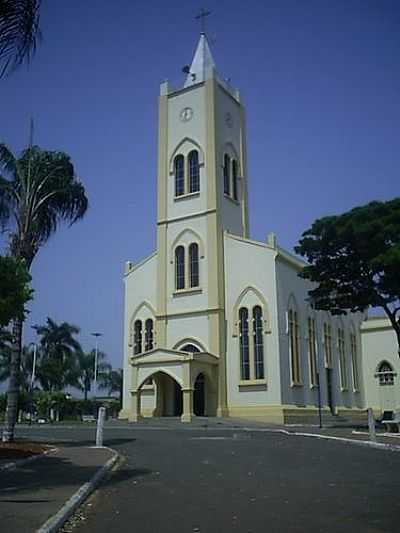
[121,34,399,424]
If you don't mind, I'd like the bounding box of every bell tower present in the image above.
[155,33,249,415]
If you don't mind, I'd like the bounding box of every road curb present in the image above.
[36,447,120,533]
[0,447,57,472]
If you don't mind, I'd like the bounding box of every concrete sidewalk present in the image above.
[0,446,118,533]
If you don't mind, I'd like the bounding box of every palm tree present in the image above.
[0,0,42,78]
[0,144,88,441]
[34,318,82,392]
[76,349,110,401]
[98,368,123,404]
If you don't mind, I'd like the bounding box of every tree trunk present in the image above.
[2,319,23,442]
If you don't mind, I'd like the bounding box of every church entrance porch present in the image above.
[129,347,218,423]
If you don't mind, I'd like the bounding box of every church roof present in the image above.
[184,33,216,88]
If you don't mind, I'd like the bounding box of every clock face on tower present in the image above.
[180,107,193,122]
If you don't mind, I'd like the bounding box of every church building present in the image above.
[120,34,396,424]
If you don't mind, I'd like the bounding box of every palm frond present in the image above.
[0,0,41,78]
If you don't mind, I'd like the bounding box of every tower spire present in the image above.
[184,33,216,88]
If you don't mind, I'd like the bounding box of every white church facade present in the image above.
[121,34,398,424]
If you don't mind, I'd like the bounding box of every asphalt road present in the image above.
[13,421,400,533]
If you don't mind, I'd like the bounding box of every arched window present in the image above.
[239,307,250,380]
[338,328,347,389]
[134,320,142,355]
[323,322,332,368]
[232,159,238,201]
[181,344,200,353]
[289,309,301,384]
[174,154,185,197]
[188,150,200,193]
[308,317,318,387]
[350,332,359,391]
[189,243,199,287]
[223,154,230,196]
[144,318,154,351]
[253,306,264,379]
[378,361,395,386]
[175,246,185,290]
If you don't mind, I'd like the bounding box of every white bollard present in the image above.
[367,407,376,442]
[96,407,106,447]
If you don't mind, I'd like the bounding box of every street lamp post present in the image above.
[28,342,37,424]
[91,332,103,399]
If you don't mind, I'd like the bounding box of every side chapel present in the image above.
[121,33,395,424]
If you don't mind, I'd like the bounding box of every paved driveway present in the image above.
[15,420,400,533]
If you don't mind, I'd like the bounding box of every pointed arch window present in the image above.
[134,320,142,355]
[323,322,332,368]
[253,306,264,379]
[175,246,185,290]
[308,317,318,387]
[239,307,250,380]
[378,361,395,386]
[174,154,185,197]
[223,154,231,196]
[188,150,200,193]
[232,159,238,201]
[350,333,359,391]
[338,328,347,390]
[289,309,301,385]
[144,319,154,351]
[189,243,199,288]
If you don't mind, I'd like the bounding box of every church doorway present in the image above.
[152,372,183,417]
[194,373,205,416]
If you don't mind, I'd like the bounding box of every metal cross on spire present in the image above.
[195,8,211,34]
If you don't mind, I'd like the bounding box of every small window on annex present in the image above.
[378,362,395,386]
[223,154,231,196]
[232,159,238,201]
[253,306,265,379]
[289,309,301,384]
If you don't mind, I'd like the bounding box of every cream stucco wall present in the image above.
[361,317,400,414]
[275,253,364,411]
[224,233,282,408]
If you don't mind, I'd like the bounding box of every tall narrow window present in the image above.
[174,154,185,197]
[289,309,301,384]
[134,320,142,355]
[175,246,185,290]
[223,154,230,196]
[323,323,332,368]
[144,318,154,351]
[189,243,199,287]
[308,317,317,387]
[253,306,264,379]
[338,328,347,390]
[232,159,238,201]
[350,333,359,391]
[188,150,200,193]
[239,307,250,380]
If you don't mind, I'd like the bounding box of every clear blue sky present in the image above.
[2,0,399,369]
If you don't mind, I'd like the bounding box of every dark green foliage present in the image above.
[0,0,41,78]
[296,198,400,354]
[0,255,32,327]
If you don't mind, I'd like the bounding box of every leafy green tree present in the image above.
[34,318,81,392]
[0,342,36,391]
[76,349,110,401]
[295,199,400,356]
[0,143,88,441]
[0,255,32,327]
[0,0,42,78]
[98,367,123,403]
